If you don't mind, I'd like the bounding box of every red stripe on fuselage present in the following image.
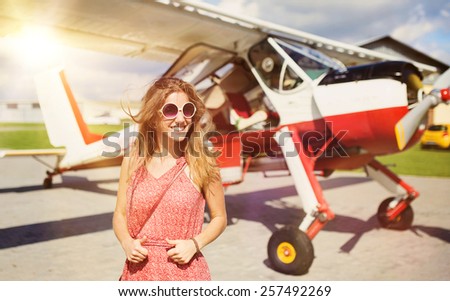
[234,106,410,156]
[288,106,410,155]
[213,106,422,170]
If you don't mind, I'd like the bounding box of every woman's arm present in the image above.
[113,157,148,263]
[196,176,227,249]
[167,175,227,264]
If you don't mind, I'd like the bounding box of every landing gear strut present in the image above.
[43,177,53,189]
[377,197,414,230]
[366,160,418,230]
[30,155,62,189]
[43,170,60,189]
[268,126,335,275]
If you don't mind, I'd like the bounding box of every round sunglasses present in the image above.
[159,102,197,119]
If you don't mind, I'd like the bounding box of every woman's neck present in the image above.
[156,136,186,159]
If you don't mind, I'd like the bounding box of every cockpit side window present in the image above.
[280,44,328,80]
[282,64,303,90]
[249,39,304,92]
[249,40,284,91]
[249,38,346,93]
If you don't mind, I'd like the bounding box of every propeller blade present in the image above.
[395,69,450,150]
[433,68,450,89]
[394,95,438,150]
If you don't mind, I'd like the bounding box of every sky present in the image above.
[0,0,449,102]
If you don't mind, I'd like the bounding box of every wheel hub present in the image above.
[277,242,296,264]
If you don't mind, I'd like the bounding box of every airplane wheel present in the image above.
[267,226,314,275]
[43,177,53,189]
[377,197,414,230]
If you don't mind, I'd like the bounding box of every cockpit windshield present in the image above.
[275,38,346,80]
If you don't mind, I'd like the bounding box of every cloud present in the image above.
[215,0,259,17]
[213,0,405,42]
[0,39,168,101]
[391,22,434,43]
[0,72,37,100]
[204,0,450,65]
[391,3,435,43]
[65,67,155,102]
[63,48,169,101]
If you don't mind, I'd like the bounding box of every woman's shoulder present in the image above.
[121,155,146,183]
[183,164,202,193]
[121,155,131,167]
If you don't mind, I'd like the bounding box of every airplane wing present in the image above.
[0,0,262,62]
[0,0,437,74]
[0,148,66,158]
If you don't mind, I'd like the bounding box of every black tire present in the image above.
[377,197,414,230]
[267,226,314,275]
[43,177,52,189]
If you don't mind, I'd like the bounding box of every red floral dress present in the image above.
[120,157,211,281]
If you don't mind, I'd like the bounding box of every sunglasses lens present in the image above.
[162,103,178,119]
[183,103,196,118]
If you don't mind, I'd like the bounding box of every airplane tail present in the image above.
[34,68,103,153]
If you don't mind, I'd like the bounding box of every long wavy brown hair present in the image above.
[127,77,220,191]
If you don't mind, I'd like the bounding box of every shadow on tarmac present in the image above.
[222,182,450,255]
[1,175,448,253]
[0,212,113,249]
[0,175,118,196]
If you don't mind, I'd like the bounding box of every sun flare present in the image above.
[10,25,63,68]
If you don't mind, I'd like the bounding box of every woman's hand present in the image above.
[166,238,197,265]
[122,236,148,263]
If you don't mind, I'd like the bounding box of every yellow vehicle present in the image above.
[421,124,450,149]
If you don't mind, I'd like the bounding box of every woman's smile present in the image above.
[161,92,194,141]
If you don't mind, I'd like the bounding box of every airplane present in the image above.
[0,0,449,275]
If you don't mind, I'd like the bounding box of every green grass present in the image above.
[0,122,126,150]
[377,144,450,177]
[1,123,449,177]
[0,122,46,128]
[0,130,55,149]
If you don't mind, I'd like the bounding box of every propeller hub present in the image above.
[440,88,450,102]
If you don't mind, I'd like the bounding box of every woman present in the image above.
[113,77,227,281]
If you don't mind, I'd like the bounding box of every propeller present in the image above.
[394,68,450,150]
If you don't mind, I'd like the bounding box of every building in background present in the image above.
[0,100,43,123]
[0,99,140,124]
[359,35,448,75]
[359,35,450,126]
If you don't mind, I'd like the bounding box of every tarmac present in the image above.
[0,156,449,281]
